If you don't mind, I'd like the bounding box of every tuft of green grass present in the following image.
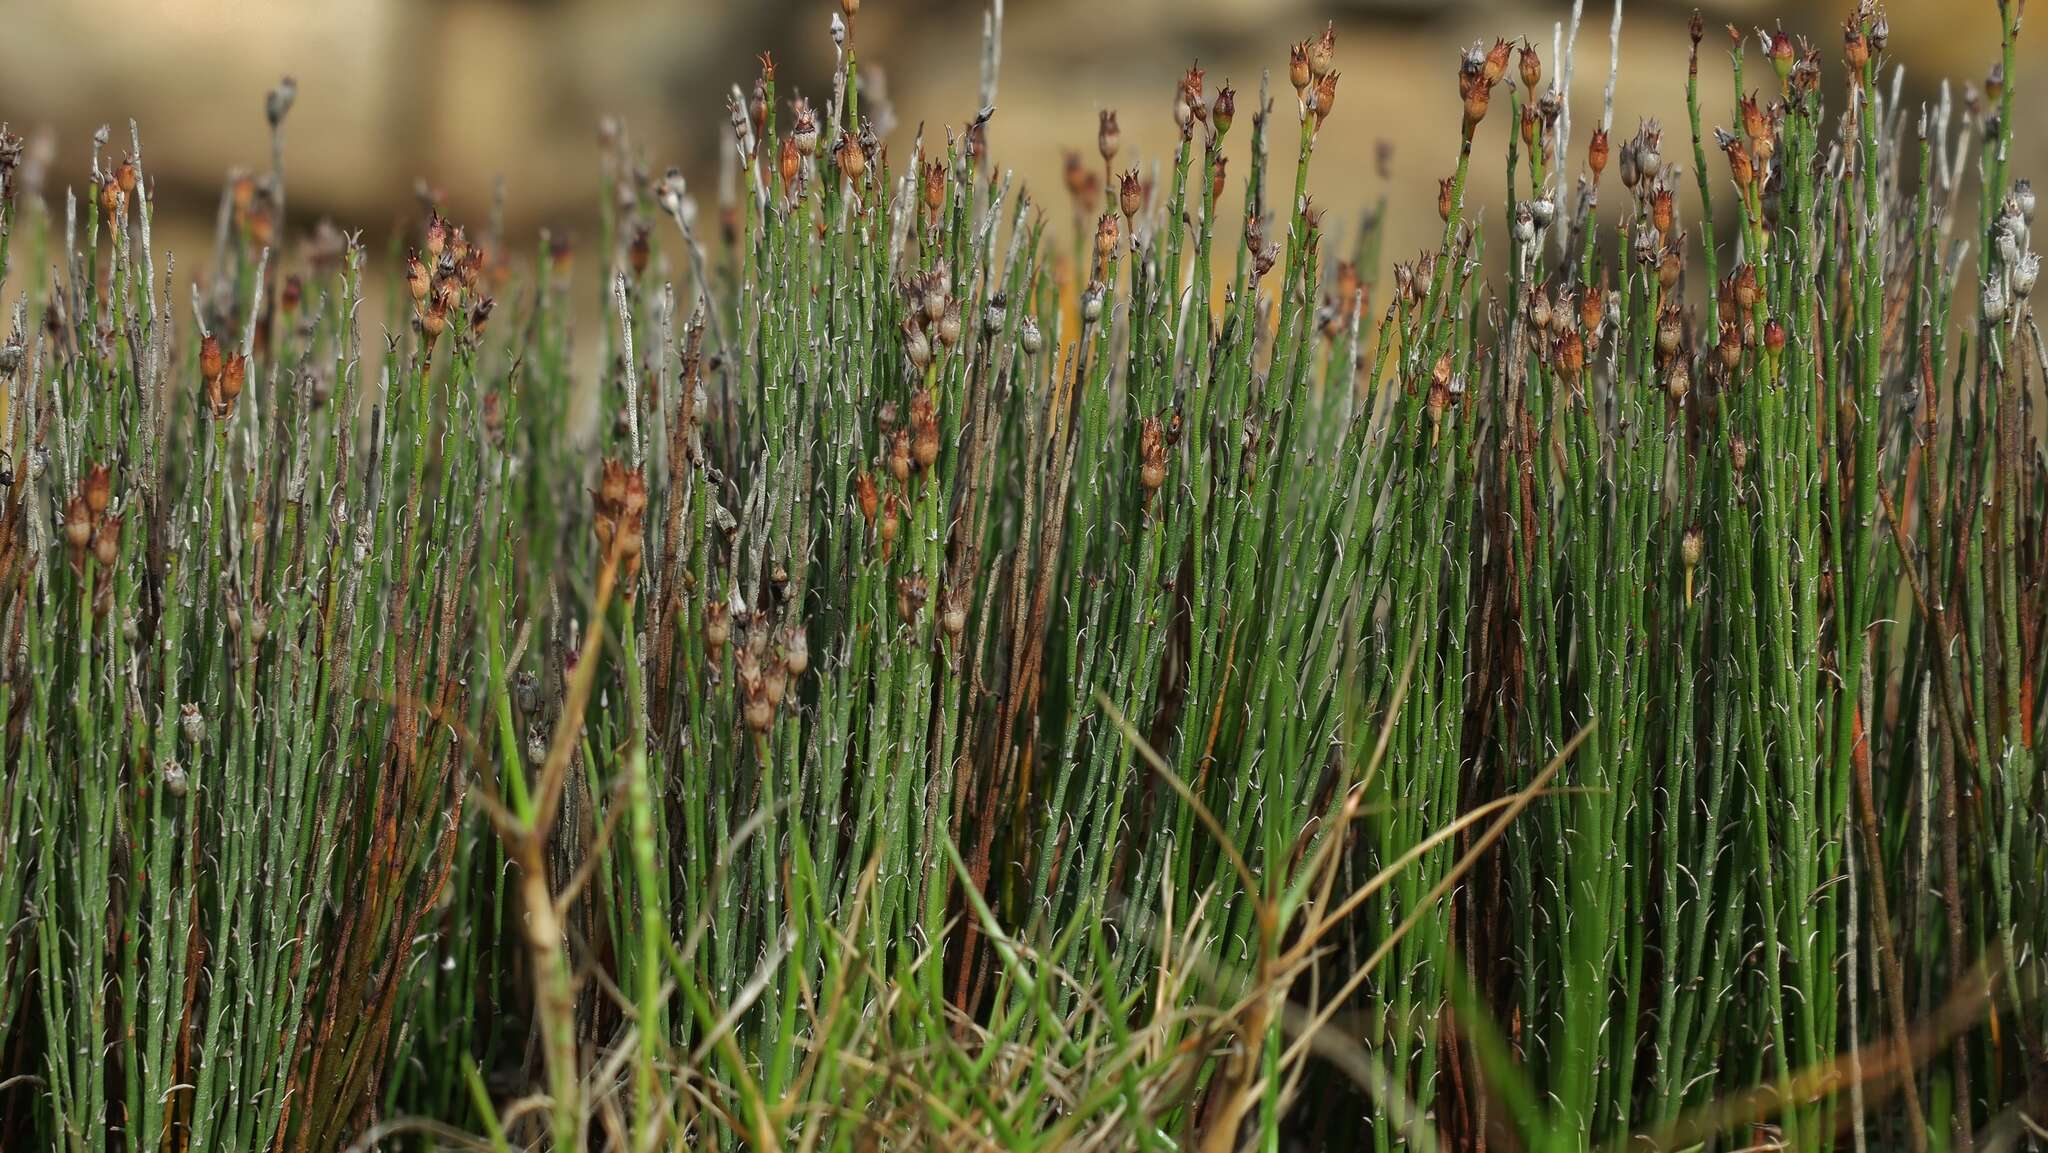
[0,3,2042,1152]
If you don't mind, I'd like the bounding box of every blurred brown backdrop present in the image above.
[0,0,2040,287]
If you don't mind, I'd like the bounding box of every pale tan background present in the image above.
[0,0,2039,295]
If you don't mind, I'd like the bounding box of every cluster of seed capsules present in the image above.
[402,212,497,347]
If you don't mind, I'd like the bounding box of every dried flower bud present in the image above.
[161,759,188,798]
[1769,30,1796,83]
[1651,188,1674,235]
[1528,289,1553,331]
[1556,328,1586,383]
[856,470,879,526]
[1212,86,1236,133]
[2014,252,2039,298]
[1519,42,1541,93]
[1019,316,1043,356]
[1081,281,1105,323]
[1718,321,1744,368]
[1588,128,1610,181]
[1289,42,1312,98]
[1438,176,1456,223]
[1730,435,1750,472]
[1843,18,1869,73]
[1098,109,1121,164]
[835,131,867,183]
[1119,169,1143,220]
[887,428,913,483]
[181,703,205,745]
[1681,525,1705,603]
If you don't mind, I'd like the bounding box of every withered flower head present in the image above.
[791,99,819,155]
[1119,168,1143,219]
[1098,109,1121,163]
[1289,42,1312,97]
[1095,211,1121,262]
[1212,85,1236,133]
[1588,128,1610,180]
[909,388,940,469]
[1518,41,1541,93]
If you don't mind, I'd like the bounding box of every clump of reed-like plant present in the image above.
[0,2,2042,1151]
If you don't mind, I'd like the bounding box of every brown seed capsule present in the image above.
[780,136,802,192]
[1438,176,1456,223]
[836,131,867,183]
[115,158,137,195]
[1289,41,1312,97]
[896,574,927,626]
[1657,307,1684,358]
[1724,135,1753,191]
[1730,435,1750,472]
[1651,187,1674,234]
[1521,105,1539,152]
[424,213,448,260]
[1718,321,1743,368]
[1519,41,1541,93]
[1098,109,1121,164]
[910,389,940,469]
[704,600,731,657]
[92,514,121,569]
[940,587,968,641]
[1843,18,1868,73]
[1138,415,1167,497]
[1734,264,1759,311]
[84,463,111,515]
[1580,283,1605,334]
[1426,379,1451,443]
[782,626,809,676]
[1665,358,1691,405]
[743,691,775,734]
[902,321,931,373]
[888,428,913,483]
[99,177,124,221]
[1119,169,1143,219]
[1588,128,1610,181]
[1095,211,1120,262]
[791,100,819,156]
[200,333,224,384]
[1681,525,1704,603]
[1556,328,1586,383]
[878,492,901,556]
[1463,83,1492,138]
[1308,22,1337,81]
[628,224,651,276]
[1212,86,1236,133]
[856,470,879,525]
[1210,155,1229,203]
[63,495,93,553]
[1312,71,1340,129]
[219,353,246,414]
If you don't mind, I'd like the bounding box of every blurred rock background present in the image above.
[0,0,2039,296]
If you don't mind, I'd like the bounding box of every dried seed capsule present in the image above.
[1289,41,1312,98]
[1588,128,1610,182]
[856,470,879,525]
[161,759,188,798]
[91,515,121,569]
[902,320,932,372]
[1098,109,1121,165]
[1308,22,1337,80]
[909,389,940,469]
[1096,212,1120,262]
[84,462,112,515]
[1081,281,1105,323]
[1019,316,1043,356]
[181,703,205,745]
[1519,42,1541,93]
[63,495,93,553]
[1681,525,1704,604]
[940,586,968,640]
[1119,169,1143,219]
[1438,177,1455,223]
[1718,321,1743,368]
[1665,359,1691,405]
[782,626,810,677]
[1212,85,1236,133]
[704,600,731,658]
[1312,71,1339,129]
[888,428,913,483]
[878,492,901,556]
[937,301,962,348]
[896,575,927,626]
[1138,415,1167,497]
